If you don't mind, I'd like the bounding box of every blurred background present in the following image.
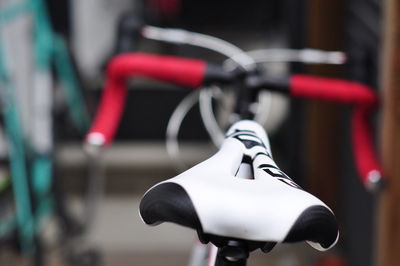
[0,0,398,266]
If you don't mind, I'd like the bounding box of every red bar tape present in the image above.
[86,53,206,146]
[290,74,378,106]
[352,106,383,187]
[290,74,383,189]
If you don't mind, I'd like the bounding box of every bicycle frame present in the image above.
[85,27,381,266]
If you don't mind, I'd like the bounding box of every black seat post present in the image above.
[214,241,249,266]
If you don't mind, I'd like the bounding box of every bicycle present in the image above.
[85,25,381,266]
[0,1,101,265]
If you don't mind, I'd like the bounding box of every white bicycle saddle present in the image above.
[139,120,338,252]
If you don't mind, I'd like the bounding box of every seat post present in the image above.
[214,251,247,266]
[214,241,249,266]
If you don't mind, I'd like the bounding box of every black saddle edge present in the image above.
[283,205,339,249]
[139,182,203,231]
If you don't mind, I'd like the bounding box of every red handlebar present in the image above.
[351,106,382,188]
[290,75,378,106]
[290,74,382,190]
[86,54,382,191]
[86,53,206,146]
